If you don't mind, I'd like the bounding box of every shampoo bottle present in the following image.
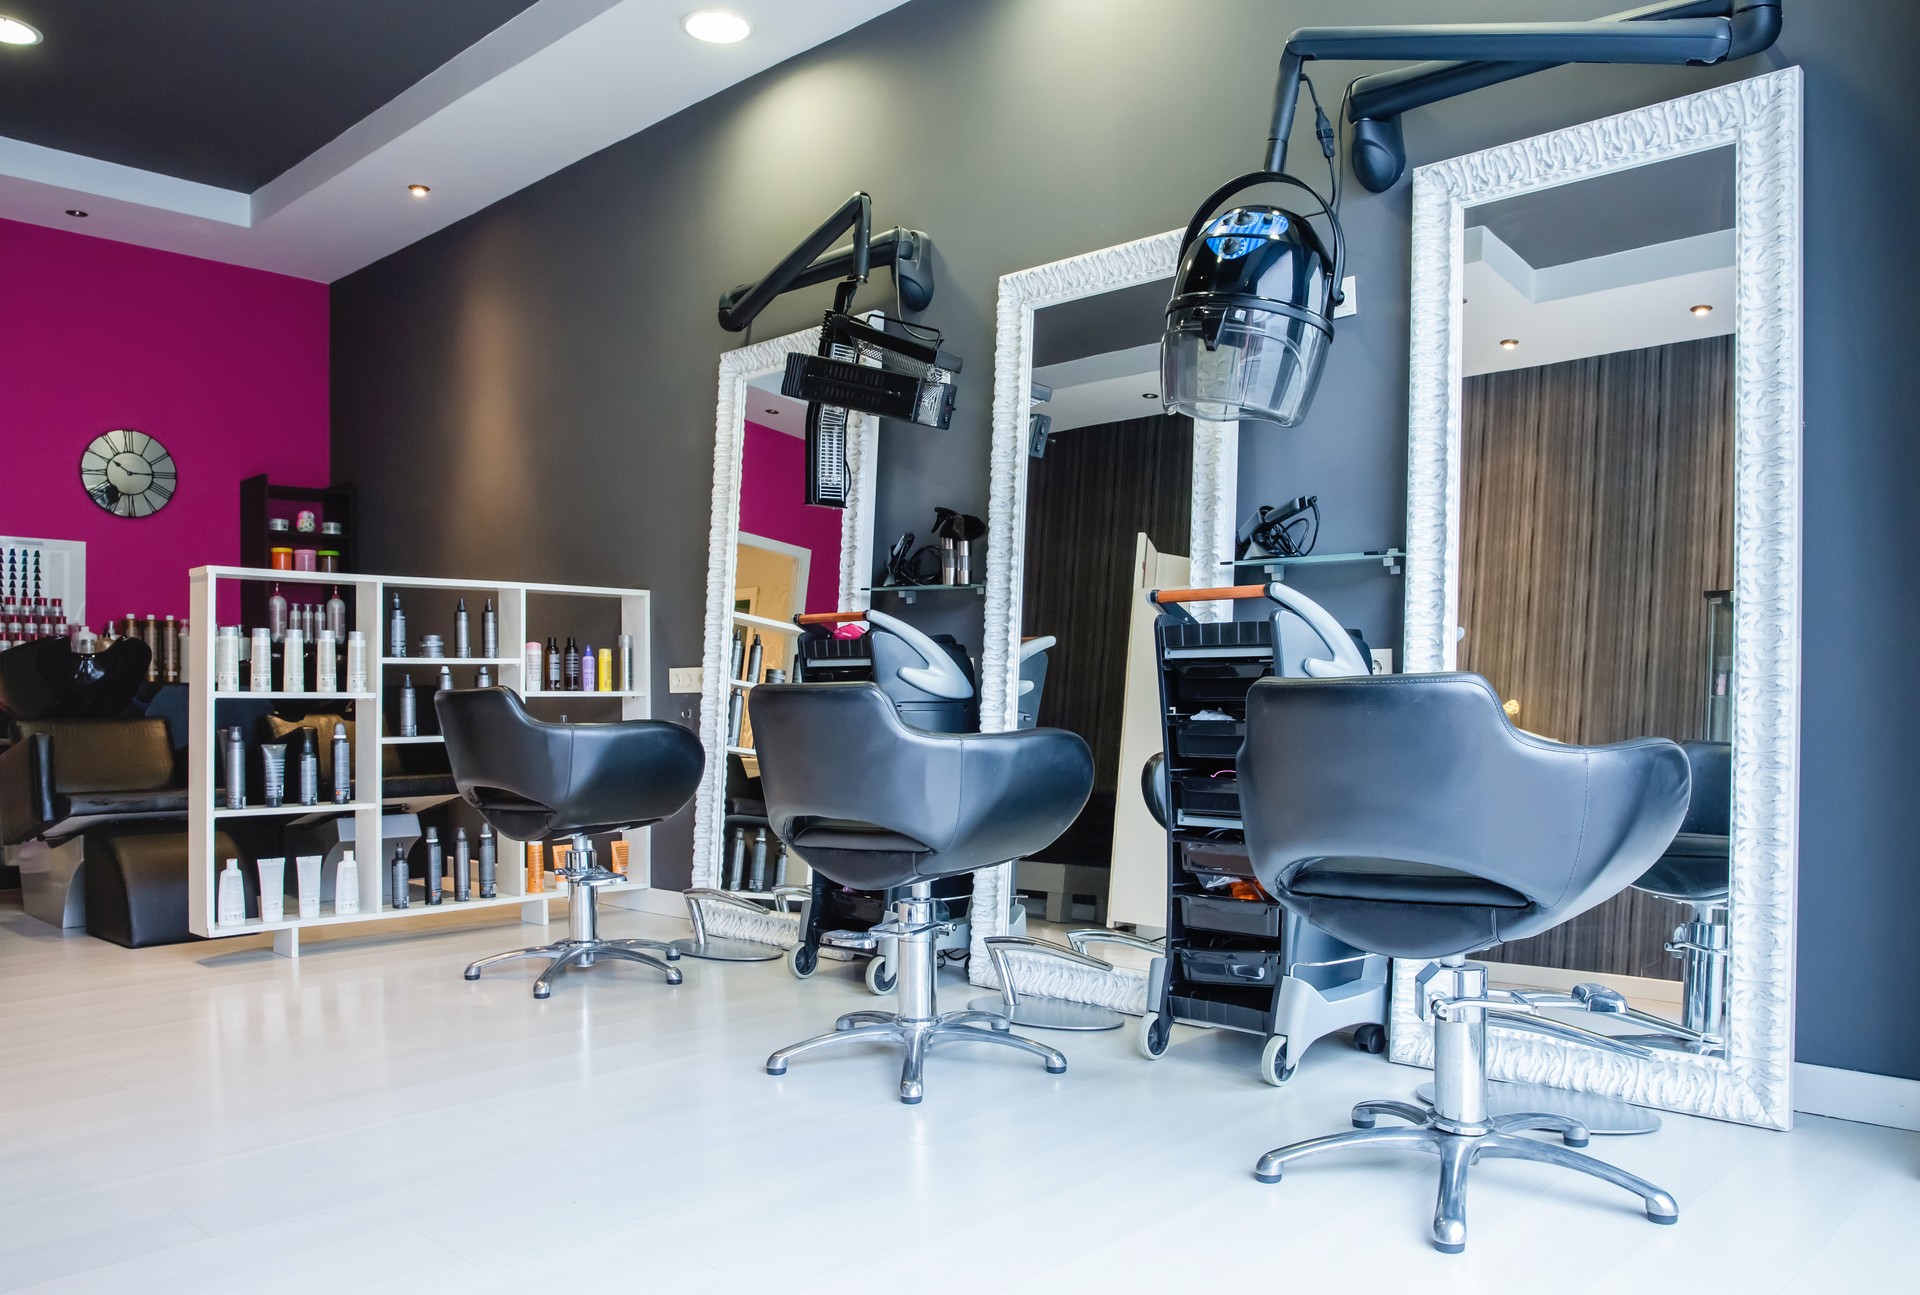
[217,625,242,692]
[315,629,338,692]
[346,630,368,691]
[283,627,305,693]
[249,627,273,692]
[325,587,347,640]
[546,637,562,691]
[267,586,288,641]
[564,637,581,691]
[216,859,247,927]
[334,850,360,916]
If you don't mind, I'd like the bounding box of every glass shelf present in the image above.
[1225,550,1404,577]
[862,583,985,604]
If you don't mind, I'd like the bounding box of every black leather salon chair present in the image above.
[437,687,704,998]
[1237,673,1690,1253]
[751,682,1093,1103]
[1633,740,1732,1046]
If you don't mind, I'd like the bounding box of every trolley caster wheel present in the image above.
[1352,1023,1387,1054]
[463,969,481,981]
[1046,1058,1068,1075]
[663,947,682,962]
[864,956,897,996]
[1135,1013,1171,1060]
[1260,1035,1296,1087]
[787,944,818,979]
[665,969,684,986]
[1253,1166,1283,1184]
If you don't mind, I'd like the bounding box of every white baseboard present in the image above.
[602,887,692,922]
[1794,1062,1920,1131]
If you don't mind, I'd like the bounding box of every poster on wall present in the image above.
[0,536,86,639]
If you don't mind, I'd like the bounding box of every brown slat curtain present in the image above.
[1460,336,1733,977]
[1021,413,1192,867]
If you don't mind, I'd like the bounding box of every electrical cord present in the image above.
[1299,74,1340,215]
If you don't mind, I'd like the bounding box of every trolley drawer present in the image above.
[1178,945,1286,987]
[1165,659,1268,710]
[1176,891,1283,938]
[1176,773,1241,814]
[1170,718,1244,760]
[1178,837,1254,878]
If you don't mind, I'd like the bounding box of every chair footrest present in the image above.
[821,929,880,951]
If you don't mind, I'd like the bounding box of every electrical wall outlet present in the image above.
[668,666,704,693]
[1369,648,1394,676]
[1333,275,1358,319]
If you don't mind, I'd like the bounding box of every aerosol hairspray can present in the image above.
[438,665,453,695]
[482,599,498,659]
[618,635,634,692]
[746,635,764,688]
[455,598,470,659]
[260,743,287,808]
[224,725,247,809]
[389,594,407,659]
[580,643,596,692]
[424,827,443,905]
[476,665,492,688]
[391,843,410,909]
[453,827,471,902]
[249,628,273,692]
[163,615,179,683]
[478,825,497,899]
[331,723,351,804]
[399,674,417,737]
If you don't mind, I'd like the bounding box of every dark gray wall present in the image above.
[331,0,1920,1080]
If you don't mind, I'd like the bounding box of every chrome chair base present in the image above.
[464,847,682,998]
[765,882,1069,1103]
[1253,1107,1676,1254]
[1253,959,1677,1253]
[464,937,682,998]
[767,1009,1065,1104]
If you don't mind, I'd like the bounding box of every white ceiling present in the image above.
[0,0,909,282]
[1464,225,1736,376]
[746,372,808,438]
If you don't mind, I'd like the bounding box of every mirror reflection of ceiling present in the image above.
[746,373,808,439]
[1032,278,1172,433]
[1465,148,1736,376]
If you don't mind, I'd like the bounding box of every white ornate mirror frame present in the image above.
[1397,69,1803,1129]
[690,326,879,887]
[969,230,1239,1003]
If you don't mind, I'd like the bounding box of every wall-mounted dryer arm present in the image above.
[716,192,937,332]
[866,608,973,700]
[1263,1,1781,183]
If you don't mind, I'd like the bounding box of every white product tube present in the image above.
[217,625,242,692]
[283,628,305,693]
[315,629,337,692]
[295,855,322,919]
[255,857,286,922]
[217,859,248,927]
[346,630,368,692]
[334,850,360,916]
[249,628,273,692]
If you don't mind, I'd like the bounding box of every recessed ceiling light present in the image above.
[1142,392,1160,399]
[765,408,778,415]
[0,16,43,45]
[1689,303,1713,316]
[683,10,751,43]
[64,209,87,218]
[407,184,431,198]
[1499,338,1520,350]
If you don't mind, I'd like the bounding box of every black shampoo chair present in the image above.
[1238,674,1689,1253]
[751,683,1093,1103]
[1632,740,1731,1047]
[437,687,704,998]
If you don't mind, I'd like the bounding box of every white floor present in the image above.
[2,896,1915,1294]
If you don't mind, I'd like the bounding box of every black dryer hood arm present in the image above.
[717,191,936,332]
[1264,1,1782,191]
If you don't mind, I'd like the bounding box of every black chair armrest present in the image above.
[0,731,58,846]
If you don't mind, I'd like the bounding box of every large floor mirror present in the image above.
[1400,70,1802,1128]
[970,232,1238,1006]
[690,326,879,894]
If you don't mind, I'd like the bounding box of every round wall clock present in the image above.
[80,429,177,517]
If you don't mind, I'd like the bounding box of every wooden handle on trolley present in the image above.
[1149,584,1268,605]
[794,610,867,625]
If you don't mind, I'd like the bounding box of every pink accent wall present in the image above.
[739,420,844,614]
[0,218,329,626]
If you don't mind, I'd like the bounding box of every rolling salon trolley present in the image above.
[1134,583,1389,1084]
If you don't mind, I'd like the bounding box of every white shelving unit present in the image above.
[188,567,652,957]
